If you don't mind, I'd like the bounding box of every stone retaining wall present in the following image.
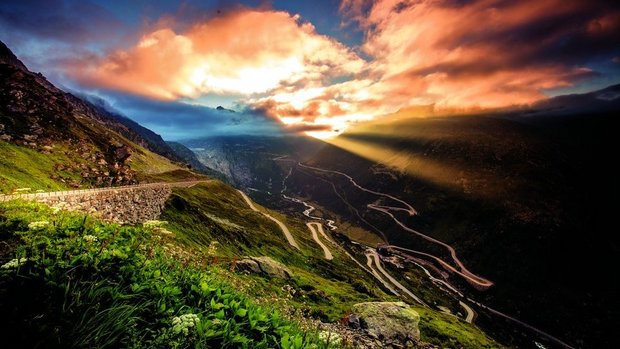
[0,181,204,224]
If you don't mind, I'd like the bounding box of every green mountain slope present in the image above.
[0,41,201,193]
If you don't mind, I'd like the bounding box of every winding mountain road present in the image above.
[387,244,493,288]
[366,249,428,307]
[298,163,417,215]
[306,222,333,260]
[295,163,576,346]
[237,190,300,250]
[459,301,475,323]
[365,253,400,296]
[298,163,493,289]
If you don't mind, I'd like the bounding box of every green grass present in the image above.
[0,139,204,195]
[0,200,338,349]
[414,307,500,348]
[128,146,183,176]
[0,141,78,194]
[0,181,503,348]
[159,182,396,321]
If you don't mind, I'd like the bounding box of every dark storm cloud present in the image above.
[0,0,124,43]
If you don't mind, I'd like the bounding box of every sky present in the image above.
[1,0,619,140]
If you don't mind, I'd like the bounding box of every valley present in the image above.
[185,108,618,348]
[274,161,571,348]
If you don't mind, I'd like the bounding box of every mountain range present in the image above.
[180,90,619,347]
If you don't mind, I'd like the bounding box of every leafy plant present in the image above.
[0,200,337,348]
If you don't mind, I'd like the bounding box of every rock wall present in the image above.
[33,186,172,224]
[0,181,206,224]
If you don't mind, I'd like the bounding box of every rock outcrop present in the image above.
[236,256,292,279]
[350,302,420,345]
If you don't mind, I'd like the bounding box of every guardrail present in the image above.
[0,180,207,203]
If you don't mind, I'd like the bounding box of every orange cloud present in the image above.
[253,0,617,137]
[65,2,619,138]
[68,8,364,100]
[340,0,609,110]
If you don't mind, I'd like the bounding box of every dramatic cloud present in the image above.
[23,0,619,139]
[66,8,364,100]
[215,0,620,137]
[337,0,620,111]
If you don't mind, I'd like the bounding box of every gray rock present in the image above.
[348,314,361,329]
[237,256,292,279]
[352,302,420,343]
[236,259,262,274]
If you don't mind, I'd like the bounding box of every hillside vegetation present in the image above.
[0,184,500,348]
[0,201,337,349]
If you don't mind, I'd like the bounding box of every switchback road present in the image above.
[237,190,300,250]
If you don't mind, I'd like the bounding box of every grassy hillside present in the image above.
[0,187,501,348]
[0,201,334,348]
[159,182,499,346]
[0,139,203,194]
[160,181,390,322]
[0,141,78,193]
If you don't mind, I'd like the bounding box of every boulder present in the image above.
[236,259,262,274]
[236,256,292,279]
[351,302,420,343]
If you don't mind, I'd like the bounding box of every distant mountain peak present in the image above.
[216,105,235,113]
[0,40,28,70]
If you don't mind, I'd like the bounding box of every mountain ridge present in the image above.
[0,40,198,191]
[0,40,182,164]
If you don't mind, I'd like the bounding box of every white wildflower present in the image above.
[28,221,50,230]
[171,313,200,336]
[1,258,28,269]
[83,235,98,243]
[207,241,219,256]
[318,331,341,345]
